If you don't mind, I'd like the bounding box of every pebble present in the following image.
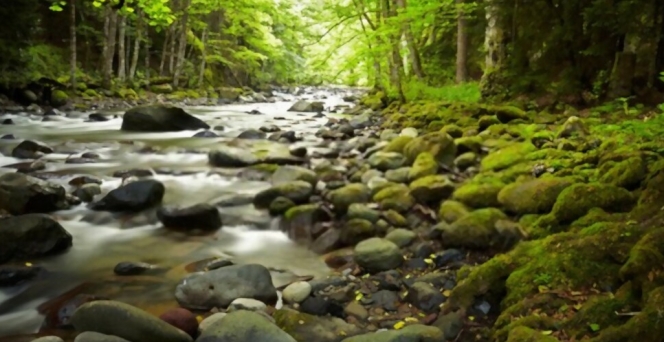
[198,313,227,333]
[227,298,267,312]
[282,281,313,304]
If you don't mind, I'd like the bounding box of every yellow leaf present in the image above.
[542,330,553,335]
[443,290,452,297]
[570,291,582,296]
[355,293,364,301]
[424,258,433,265]
[468,316,475,321]
[25,262,32,267]
[339,331,347,336]
[538,285,549,293]
[298,320,304,324]
[403,291,409,297]
[405,274,412,279]
[574,304,583,310]
[404,317,418,322]
[429,254,436,258]
[196,315,203,323]
[362,273,370,279]
[394,321,406,330]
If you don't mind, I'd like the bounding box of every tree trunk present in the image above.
[129,9,142,81]
[69,0,76,89]
[455,0,468,83]
[654,9,664,90]
[479,0,507,98]
[168,25,177,75]
[173,0,191,88]
[395,0,424,79]
[145,30,150,87]
[117,14,126,82]
[198,27,208,87]
[102,7,118,89]
[382,0,405,102]
[159,29,169,76]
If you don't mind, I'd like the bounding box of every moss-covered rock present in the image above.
[367,151,406,171]
[383,136,414,154]
[441,124,463,138]
[151,83,173,94]
[83,89,100,99]
[218,87,242,101]
[50,90,69,107]
[438,200,471,224]
[274,308,362,342]
[455,136,483,154]
[341,324,443,342]
[383,209,407,227]
[353,237,403,273]
[506,326,559,342]
[547,183,634,224]
[599,156,647,189]
[253,181,313,209]
[491,105,529,123]
[408,152,439,181]
[453,180,505,208]
[403,132,457,168]
[438,208,508,249]
[455,152,477,170]
[373,184,415,213]
[479,115,501,131]
[498,178,574,215]
[327,183,371,214]
[481,142,537,171]
[557,116,589,138]
[409,175,455,204]
[269,196,295,216]
[116,88,138,100]
[385,167,411,183]
[347,203,380,223]
[341,218,376,246]
[271,165,318,186]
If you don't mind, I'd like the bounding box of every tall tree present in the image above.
[69,0,76,89]
[173,0,191,88]
[102,6,118,89]
[129,9,142,81]
[455,0,468,83]
[117,13,127,82]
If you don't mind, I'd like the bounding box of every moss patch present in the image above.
[481,142,538,171]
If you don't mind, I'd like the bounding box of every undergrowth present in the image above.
[398,80,481,103]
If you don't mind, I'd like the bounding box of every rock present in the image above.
[439,208,508,249]
[289,146,307,158]
[121,105,209,132]
[71,300,192,342]
[260,125,280,133]
[32,337,64,342]
[113,261,155,276]
[73,183,102,203]
[400,127,418,137]
[385,229,416,248]
[12,140,53,159]
[198,313,226,333]
[311,228,342,254]
[548,183,634,223]
[282,281,312,304]
[354,238,402,273]
[403,132,456,168]
[157,204,222,231]
[438,200,471,224]
[238,129,267,140]
[498,178,574,215]
[0,264,43,286]
[480,142,537,171]
[88,113,110,122]
[383,136,413,154]
[478,115,500,131]
[341,324,443,342]
[384,167,410,183]
[383,210,407,227]
[271,166,317,186]
[344,301,369,320]
[406,282,445,313]
[208,148,259,167]
[269,197,296,216]
[112,169,153,178]
[74,332,130,342]
[0,214,72,263]
[432,311,463,340]
[452,181,505,209]
[347,203,380,223]
[159,308,198,337]
[0,173,69,215]
[408,152,438,181]
[193,130,219,138]
[274,309,362,342]
[281,204,331,243]
[557,116,588,138]
[288,100,324,112]
[228,298,267,312]
[361,169,383,184]
[175,264,277,310]
[253,181,313,209]
[90,180,165,212]
[299,297,344,317]
[367,152,406,171]
[326,183,371,214]
[454,152,477,170]
[340,218,376,246]
[198,310,295,342]
[373,184,415,213]
[409,175,455,204]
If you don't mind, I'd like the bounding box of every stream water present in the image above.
[0,90,353,338]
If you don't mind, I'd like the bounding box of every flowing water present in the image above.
[0,91,353,338]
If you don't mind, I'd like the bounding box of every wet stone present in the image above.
[371,270,402,291]
[69,176,103,186]
[159,308,198,337]
[113,261,155,276]
[403,258,429,271]
[370,290,399,311]
[406,282,445,313]
[299,296,345,318]
[433,249,465,268]
[157,203,222,231]
[111,169,153,178]
[193,130,219,138]
[0,264,43,286]
[74,332,130,342]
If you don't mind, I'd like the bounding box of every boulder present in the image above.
[408,152,438,181]
[280,204,331,244]
[197,310,295,342]
[121,105,209,132]
[287,100,324,113]
[354,238,402,273]
[0,214,72,263]
[238,129,267,140]
[227,298,267,312]
[548,183,634,223]
[452,181,505,209]
[274,309,362,342]
[12,140,53,159]
[403,132,456,168]
[347,203,380,223]
[340,218,376,246]
[367,152,406,171]
[0,173,69,215]
[157,204,222,231]
[438,208,508,249]
[175,264,278,310]
[373,184,415,213]
[498,178,574,215]
[271,166,317,186]
[326,184,371,214]
[71,301,192,342]
[409,175,455,204]
[159,308,198,337]
[282,281,312,304]
[90,180,165,212]
[341,325,443,342]
[208,149,259,167]
[385,228,416,248]
[253,181,313,209]
[438,200,471,224]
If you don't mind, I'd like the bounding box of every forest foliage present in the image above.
[0,0,662,105]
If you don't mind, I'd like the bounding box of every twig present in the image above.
[615,311,641,316]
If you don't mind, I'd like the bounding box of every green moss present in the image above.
[50,90,69,107]
[490,105,529,124]
[284,203,321,221]
[481,142,538,171]
[505,326,559,342]
[186,89,201,98]
[115,88,138,100]
[548,183,634,225]
[248,163,279,173]
[403,132,457,168]
[151,83,173,94]
[373,184,415,212]
[439,208,508,249]
[409,174,455,204]
[453,180,505,208]
[408,152,439,181]
[441,124,463,138]
[591,286,664,341]
[383,136,414,154]
[383,209,407,227]
[478,115,501,131]
[83,88,100,98]
[497,178,574,215]
[599,156,647,189]
[438,200,471,224]
[340,218,376,245]
[455,136,483,154]
[327,183,371,214]
[269,196,295,216]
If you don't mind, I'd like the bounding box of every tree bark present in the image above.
[173,0,191,88]
[129,9,142,81]
[102,7,118,89]
[145,29,150,86]
[455,0,468,83]
[479,0,507,98]
[159,28,169,76]
[117,14,126,82]
[198,27,208,87]
[383,0,405,102]
[69,0,76,89]
[168,25,177,75]
[395,0,424,79]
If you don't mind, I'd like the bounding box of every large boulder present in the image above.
[197,310,295,342]
[12,140,53,159]
[71,300,192,342]
[121,105,209,132]
[403,132,456,168]
[0,214,72,263]
[90,179,165,212]
[409,175,455,204]
[354,238,402,273]
[175,264,278,310]
[326,183,371,215]
[498,178,574,215]
[0,173,68,215]
[547,183,634,224]
[341,324,443,342]
[438,208,508,249]
[157,203,222,231]
[253,181,313,209]
[287,100,324,113]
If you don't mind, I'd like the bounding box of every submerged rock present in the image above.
[208,148,259,167]
[157,203,222,231]
[175,264,277,310]
[288,100,324,112]
[11,139,54,159]
[253,181,313,209]
[0,173,69,215]
[0,264,43,286]
[74,332,130,342]
[121,105,209,132]
[90,179,165,212]
[71,300,192,342]
[0,215,71,263]
[113,261,155,276]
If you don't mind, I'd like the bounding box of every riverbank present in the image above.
[0,90,663,342]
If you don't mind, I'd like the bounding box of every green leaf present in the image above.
[589,323,601,332]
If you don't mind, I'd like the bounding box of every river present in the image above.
[0,90,354,338]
